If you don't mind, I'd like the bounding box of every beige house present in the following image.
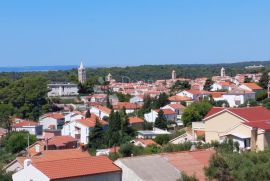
[193,106,270,151]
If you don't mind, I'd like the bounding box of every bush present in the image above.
[155,135,170,145]
[5,131,37,154]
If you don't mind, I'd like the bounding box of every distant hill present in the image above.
[0,65,78,72]
[0,60,269,82]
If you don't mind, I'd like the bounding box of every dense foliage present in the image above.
[182,101,212,126]
[0,77,51,120]
[4,131,37,154]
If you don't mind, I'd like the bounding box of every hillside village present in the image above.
[1,62,270,181]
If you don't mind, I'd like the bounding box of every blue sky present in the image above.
[0,1,270,67]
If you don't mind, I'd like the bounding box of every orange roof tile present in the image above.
[12,121,38,127]
[77,115,108,128]
[168,95,192,102]
[128,116,144,124]
[113,102,140,110]
[95,105,112,114]
[47,136,77,147]
[243,83,263,90]
[210,92,226,98]
[135,139,159,146]
[168,104,185,109]
[33,156,121,180]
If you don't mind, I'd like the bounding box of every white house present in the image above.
[64,111,84,122]
[137,127,171,139]
[61,115,108,144]
[129,95,144,105]
[177,90,210,101]
[47,83,79,97]
[162,103,185,119]
[144,109,177,123]
[39,113,65,130]
[90,105,111,119]
[239,83,263,92]
[12,121,43,136]
[113,102,140,114]
[211,82,233,91]
[216,89,256,107]
[12,155,122,181]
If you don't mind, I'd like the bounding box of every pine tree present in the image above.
[259,71,269,89]
[88,118,105,149]
[154,110,167,129]
[203,78,214,91]
[85,109,91,118]
[107,111,121,146]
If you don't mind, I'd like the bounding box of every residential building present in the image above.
[61,115,108,144]
[115,149,214,181]
[128,116,144,130]
[47,83,78,97]
[131,139,159,147]
[12,120,43,136]
[144,109,177,123]
[113,102,140,114]
[239,83,263,92]
[130,95,144,105]
[12,150,122,181]
[177,90,210,101]
[90,105,111,119]
[137,128,171,139]
[197,106,270,151]
[64,111,84,123]
[39,113,65,130]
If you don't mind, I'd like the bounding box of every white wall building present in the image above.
[47,83,78,97]
[39,113,65,130]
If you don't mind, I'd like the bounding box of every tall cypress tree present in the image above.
[154,110,167,130]
[88,118,105,149]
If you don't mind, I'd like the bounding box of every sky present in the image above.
[0,0,270,67]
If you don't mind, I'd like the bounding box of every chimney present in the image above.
[45,138,49,150]
[251,128,258,151]
[23,159,32,168]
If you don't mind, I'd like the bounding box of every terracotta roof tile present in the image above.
[168,95,192,102]
[204,106,270,122]
[128,117,144,124]
[113,102,140,110]
[12,121,38,127]
[243,83,263,90]
[33,156,121,180]
[77,115,108,128]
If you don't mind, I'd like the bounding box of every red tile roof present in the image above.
[135,139,159,147]
[95,105,112,114]
[12,121,38,127]
[47,136,77,147]
[161,109,177,115]
[244,120,270,131]
[43,112,64,120]
[218,82,231,86]
[210,92,226,98]
[33,156,121,180]
[128,116,144,124]
[185,90,210,95]
[77,115,108,128]
[31,149,91,163]
[204,106,270,122]
[168,95,192,102]
[162,149,215,181]
[243,83,263,90]
[113,102,140,110]
[168,104,185,109]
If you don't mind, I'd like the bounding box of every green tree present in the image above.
[170,80,191,94]
[0,76,50,120]
[85,109,91,118]
[88,119,106,149]
[182,101,212,126]
[153,93,169,109]
[155,134,170,145]
[203,78,214,91]
[154,110,167,129]
[0,104,14,132]
[259,71,269,89]
[107,111,121,146]
[5,131,37,154]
